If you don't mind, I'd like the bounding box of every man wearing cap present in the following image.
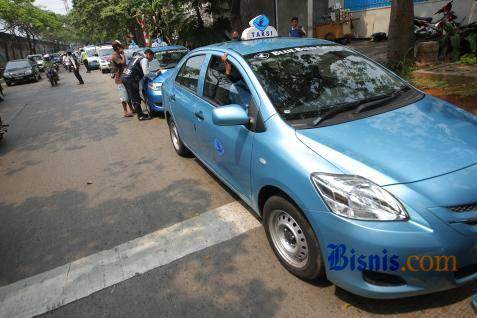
[121,48,158,120]
[289,17,306,38]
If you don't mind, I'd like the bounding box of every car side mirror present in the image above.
[212,104,249,126]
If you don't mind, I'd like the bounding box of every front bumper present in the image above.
[145,87,164,112]
[4,75,36,83]
[306,208,477,299]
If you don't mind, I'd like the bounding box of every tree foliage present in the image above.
[0,0,73,53]
[69,0,232,47]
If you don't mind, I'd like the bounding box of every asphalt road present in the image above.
[0,69,475,317]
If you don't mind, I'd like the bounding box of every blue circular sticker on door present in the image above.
[213,138,225,157]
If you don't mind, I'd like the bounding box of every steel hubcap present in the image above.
[170,123,180,150]
[269,210,308,268]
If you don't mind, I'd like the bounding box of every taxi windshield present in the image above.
[153,50,188,69]
[246,45,407,123]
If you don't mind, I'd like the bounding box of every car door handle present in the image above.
[169,93,176,101]
[194,110,204,121]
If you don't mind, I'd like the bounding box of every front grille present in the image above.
[449,202,477,213]
[362,270,406,286]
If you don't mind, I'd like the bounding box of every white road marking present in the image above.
[0,202,261,318]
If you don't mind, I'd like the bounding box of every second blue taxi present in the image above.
[162,16,477,299]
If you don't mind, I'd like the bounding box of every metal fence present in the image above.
[344,0,428,11]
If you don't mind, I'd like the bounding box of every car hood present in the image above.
[296,95,477,186]
[152,68,173,83]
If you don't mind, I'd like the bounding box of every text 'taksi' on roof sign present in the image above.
[241,15,278,41]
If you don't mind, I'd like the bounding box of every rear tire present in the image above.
[263,195,325,280]
[5,81,12,86]
[168,118,192,157]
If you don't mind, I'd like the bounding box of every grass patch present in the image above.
[410,74,477,97]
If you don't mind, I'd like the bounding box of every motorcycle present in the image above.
[414,0,458,39]
[63,58,73,72]
[47,67,59,87]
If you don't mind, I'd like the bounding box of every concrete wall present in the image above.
[0,32,65,62]
[241,0,276,30]
[350,0,474,38]
[241,0,328,37]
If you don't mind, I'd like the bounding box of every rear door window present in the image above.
[175,55,205,93]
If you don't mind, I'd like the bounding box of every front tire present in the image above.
[263,195,325,280]
[5,81,12,86]
[168,118,192,157]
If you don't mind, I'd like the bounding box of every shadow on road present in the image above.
[0,178,214,286]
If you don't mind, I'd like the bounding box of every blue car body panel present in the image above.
[162,37,477,298]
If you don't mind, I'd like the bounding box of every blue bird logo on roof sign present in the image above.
[252,15,269,32]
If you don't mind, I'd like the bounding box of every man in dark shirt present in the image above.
[67,51,84,84]
[111,41,134,117]
[121,49,156,120]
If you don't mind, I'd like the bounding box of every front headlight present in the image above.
[311,173,408,221]
[149,82,162,90]
[25,70,32,75]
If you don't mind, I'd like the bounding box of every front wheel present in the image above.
[168,118,192,157]
[263,195,325,280]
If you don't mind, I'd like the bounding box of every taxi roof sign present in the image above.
[241,15,278,41]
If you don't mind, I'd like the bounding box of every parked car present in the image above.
[27,54,44,71]
[3,59,41,86]
[162,19,477,299]
[83,45,100,70]
[143,45,189,114]
[98,46,114,73]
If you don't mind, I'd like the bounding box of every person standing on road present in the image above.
[80,49,91,73]
[68,51,84,85]
[121,49,158,121]
[111,41,134,117]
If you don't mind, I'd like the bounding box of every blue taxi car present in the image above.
[142,46,189,114]
[162,17,477,299]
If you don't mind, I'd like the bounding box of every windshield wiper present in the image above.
[312,102,361,126]
[354,86,410,114]
[312,86,410,126]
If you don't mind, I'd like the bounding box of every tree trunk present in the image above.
[230,0,242,32]
[26,32,33,55]
[387,0,415,66]
[32,34,36,54]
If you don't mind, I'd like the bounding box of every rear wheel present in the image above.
[168,118,192,157]
[263,195,325,280]
[5,81,12,86]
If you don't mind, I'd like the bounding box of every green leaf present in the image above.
[465,33,477,53]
